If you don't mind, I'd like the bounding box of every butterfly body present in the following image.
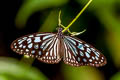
[11,27,107,67]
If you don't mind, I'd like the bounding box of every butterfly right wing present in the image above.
[11,32,61,64]
[63,35,107,67]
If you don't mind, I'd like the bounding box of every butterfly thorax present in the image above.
[57,27,64,39]
[57,27,64,58]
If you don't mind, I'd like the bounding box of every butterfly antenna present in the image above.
[62,0,92,33]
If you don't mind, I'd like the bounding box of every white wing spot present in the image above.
[71,60,74,63]
[29,35,34,37]
[49,57,51,59]
[95,56,99,60]
[77,57,80,62]
[51,57,54,60]
[89,59,92,62]
[23,46,26,48]
[28,43,33,48]
[34,37,41,42]
[14,46,17,48]
[23,37,27,40]
[92,56,95,60]
[46,52,49,56]
[27,38,32,44]
[102,57,104,59]
[19,44,23,48]
[95,52,100,57]
[84,44,90,47]
[43,57,45,59]
[18,40,24,44]
[85,52,90,58]
[95,61,98,64]
[101,60,103,62]
[86,48,91,53]
[66,58,68,61]
[38,51,41,55]
[78,43,84,50]
[26,49,29,52]
[91,48,95,51]
[18,39,22,42]
[17,49,19,51]
[34,44,39,49]
[69,59,70,62]
[96,51,100,55]
[31,50,35,54]
[14,43,16,46]
[21,50,23,52]
[83,58,87,62]
[80,51,84,56]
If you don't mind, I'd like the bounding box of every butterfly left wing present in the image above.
[63,35,107,67]
[11,32,61,64]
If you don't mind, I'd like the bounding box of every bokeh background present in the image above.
[1,0,120,80]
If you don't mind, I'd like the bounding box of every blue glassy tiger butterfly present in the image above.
[11,27,107,67]
[11,0,107,67]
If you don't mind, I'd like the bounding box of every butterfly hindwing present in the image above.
[11,32,61,64]
[63,36,107,67]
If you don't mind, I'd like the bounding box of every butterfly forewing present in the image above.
[11,32,61,64]
[63,36,107,67]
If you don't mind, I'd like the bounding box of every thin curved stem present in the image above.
[58,10,61,26]
[60,23,86,36]
[62,0,92,33]
[58,10,72,33]
[60,24,72,34]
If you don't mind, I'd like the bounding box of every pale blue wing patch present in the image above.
[63,36,107,67]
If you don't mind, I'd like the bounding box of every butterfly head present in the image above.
[57,27,64,39]
[58,27,63,33]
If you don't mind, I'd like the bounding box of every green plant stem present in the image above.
[62,0,92,33]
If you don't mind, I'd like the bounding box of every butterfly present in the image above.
[11,27,107,67]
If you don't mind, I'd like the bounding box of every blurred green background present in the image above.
[1,0,120,80]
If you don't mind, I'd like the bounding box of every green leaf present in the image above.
[0,57,47,80]
[111,72,120,80]
[61,64,104,80]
